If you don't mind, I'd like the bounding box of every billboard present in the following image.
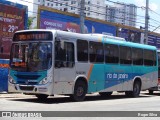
[148,34,157,47]
[117,28,160,49]
[117,28,141,43]
[0,0,28,59]
[38,6,116,36]
[0,0,28,92]
[37,6,160,49]
[156,36,160,48]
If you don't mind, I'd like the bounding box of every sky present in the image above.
[6,0,160,33]
[106,0,160,33]
[7,0,34,16]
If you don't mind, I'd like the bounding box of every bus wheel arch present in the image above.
[71,77,88,102]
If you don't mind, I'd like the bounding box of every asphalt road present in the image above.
[0,91,160,120]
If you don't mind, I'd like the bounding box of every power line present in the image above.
[9,0,160,32]
[17,0,142,22]
[37,1,146,26]
[21,0,142,26]
[105,0,160,26]
[106,0,142,8]
[148,7,160,18]
[86,2,145,19]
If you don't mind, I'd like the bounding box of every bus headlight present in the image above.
[39,77,49,85]
[8,76,16,84]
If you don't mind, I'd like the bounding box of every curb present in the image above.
[0,92,34,98]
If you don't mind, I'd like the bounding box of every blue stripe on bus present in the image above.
[104,73,143,88]
[87,64,157,93]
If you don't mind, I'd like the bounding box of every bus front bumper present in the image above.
[8,82,53,95]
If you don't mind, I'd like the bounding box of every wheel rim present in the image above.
[76,86,84,97]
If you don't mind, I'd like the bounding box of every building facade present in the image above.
[106,2,137,27]
[32,0,137,28]
[33,0,106,20]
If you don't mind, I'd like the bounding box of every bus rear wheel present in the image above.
[70,81,87,102]
[99,92,113,97]
[125,81,141,97]
[148,90,154,95]
[36,94,48,100]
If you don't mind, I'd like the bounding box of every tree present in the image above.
[28,17,36,29]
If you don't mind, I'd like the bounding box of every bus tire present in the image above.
[99,92,113,97]
[132,81,141,97]
[125,81,141,97]
[148,90,154,95]
[70,80,87,102]
[36,94,48,100]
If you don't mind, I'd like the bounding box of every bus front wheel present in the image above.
[36,94,48,100]
[70,81,87,102]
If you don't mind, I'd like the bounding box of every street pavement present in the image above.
[0,91,160,120]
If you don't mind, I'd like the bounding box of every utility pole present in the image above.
[144,0,149,44]
[80,0,85,33]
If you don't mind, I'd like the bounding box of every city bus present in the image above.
[8,29,158,101]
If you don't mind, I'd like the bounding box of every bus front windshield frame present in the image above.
[10,42,52,72]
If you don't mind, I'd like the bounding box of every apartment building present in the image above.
[106,2,137,27]
[33,0,106,20]
[31,0,137,28]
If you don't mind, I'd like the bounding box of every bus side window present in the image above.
[64,42,75,67]
[77,40,88,62]
[144,49,155,66]
[55,41,66,68]
[120,46,132,65]
[89,41,104,63]
[55,41,74,68]
[105,44,119,64]
[132,48,143,65]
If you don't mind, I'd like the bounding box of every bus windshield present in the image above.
[10,42,52,72]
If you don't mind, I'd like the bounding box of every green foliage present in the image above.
[28,17,36,29]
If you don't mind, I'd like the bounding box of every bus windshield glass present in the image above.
[10,42,52,72]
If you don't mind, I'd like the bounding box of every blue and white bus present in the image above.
[8,29,158,101]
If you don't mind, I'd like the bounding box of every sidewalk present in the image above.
[0,92,34,98]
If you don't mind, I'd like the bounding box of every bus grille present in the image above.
[19,86,34,91]
[15,74,40,79]
[18,81,38,85]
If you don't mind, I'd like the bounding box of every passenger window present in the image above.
[77,40,88,62]
[89,41,104,63]
[120,46,132,64]
[105,44,119,63]
[132,48,143,65]
[144,50,155,66]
